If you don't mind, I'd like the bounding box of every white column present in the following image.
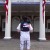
[39,0,46,40]
[4,0,11,39]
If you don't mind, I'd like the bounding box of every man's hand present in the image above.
[30,30,33,32]
[17,29,20,32]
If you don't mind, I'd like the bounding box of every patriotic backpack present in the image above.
[21,21,30,31]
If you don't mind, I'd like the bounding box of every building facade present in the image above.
[0,0,50,40]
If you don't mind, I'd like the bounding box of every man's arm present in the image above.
[29,24,33,32]
[16,23,21,32]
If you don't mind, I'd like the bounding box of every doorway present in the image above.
[11,15,35,39]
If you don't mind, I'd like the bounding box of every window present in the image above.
[48,23,50,29]
[3,22,5,28]
[47,19,50,29]
[2,19,5,31]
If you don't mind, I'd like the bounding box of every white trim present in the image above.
[39,38,46,40]
[4,37,11,39]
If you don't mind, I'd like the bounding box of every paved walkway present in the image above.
[0,39,50,50]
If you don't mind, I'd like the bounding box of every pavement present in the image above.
[0,39,50,50]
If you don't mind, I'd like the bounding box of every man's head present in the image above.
[22,16,30,23]
[22,16,27,22]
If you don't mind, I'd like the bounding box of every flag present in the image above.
[42,0,46,23]
[4,0,8,23]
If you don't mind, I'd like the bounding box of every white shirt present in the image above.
[17,23,33,38]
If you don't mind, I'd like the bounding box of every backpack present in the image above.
[21,21,30,31]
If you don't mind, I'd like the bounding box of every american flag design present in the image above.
[4,0,8,23]
[42,0,46,23]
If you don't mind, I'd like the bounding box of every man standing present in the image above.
[17,16,33,50]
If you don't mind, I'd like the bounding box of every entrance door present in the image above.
[11,16,35,39]
[11,16,33,39]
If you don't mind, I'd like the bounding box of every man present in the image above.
[17,16,33,50]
